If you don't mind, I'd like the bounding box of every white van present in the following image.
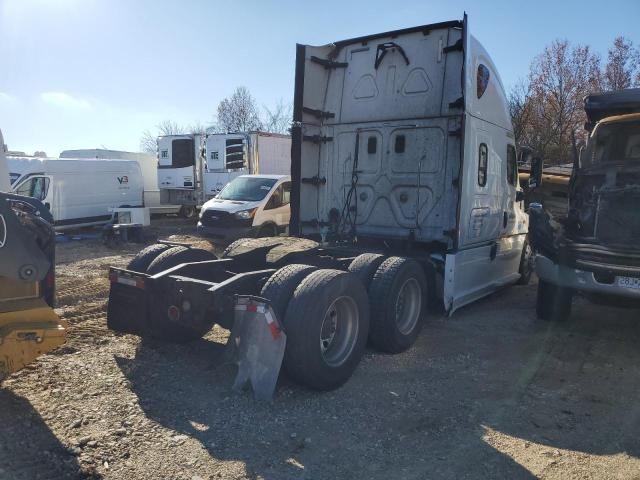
[12,159,143,229]
[197,174,290,241]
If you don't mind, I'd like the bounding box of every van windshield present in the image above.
[217,177,277,201]
[584,119,640,169]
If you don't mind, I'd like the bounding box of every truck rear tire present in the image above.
[126,243,173,273]
[260,264,317,321]
[368,257,427,353]
[348,253,386,289]
[222,238,253,258]
[536,279,573,322]
[147,246,216,275]
[283,269,369,391]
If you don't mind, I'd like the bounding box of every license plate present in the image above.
[616,276,640,289]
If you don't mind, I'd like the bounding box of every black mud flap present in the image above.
[107,278,149,336]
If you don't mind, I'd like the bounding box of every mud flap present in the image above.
[227,295,286,401]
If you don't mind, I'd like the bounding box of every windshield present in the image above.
[217,177,277,201]
[584,119,640,168]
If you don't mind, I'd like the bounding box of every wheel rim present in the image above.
[395,278,422,335]
[319,296,359,367]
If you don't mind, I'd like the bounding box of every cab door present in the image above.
[260,181,291,232]
[14,175,54,220]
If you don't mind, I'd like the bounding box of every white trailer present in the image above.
[156,132,290,217]
[11,158,144,230]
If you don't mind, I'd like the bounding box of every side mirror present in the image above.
[529,156,543,189]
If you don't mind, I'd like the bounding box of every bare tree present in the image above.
[140,120,188,153]
[508,80,533,149]
[527,40,601,164]
[603,36,640,91]
[216,87,263,133]
[263,100,292,134]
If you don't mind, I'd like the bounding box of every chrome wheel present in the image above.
[395,278,422,335]
[319,296,359,367]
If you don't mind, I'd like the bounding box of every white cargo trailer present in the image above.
[157,132,290,217]
[11,158,143,229]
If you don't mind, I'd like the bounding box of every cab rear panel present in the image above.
[291,22,465,247]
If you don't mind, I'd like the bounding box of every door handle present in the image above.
[503,211,508,228]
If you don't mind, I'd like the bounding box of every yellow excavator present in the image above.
[0,129,66,380]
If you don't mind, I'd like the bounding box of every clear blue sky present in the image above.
[1,0,639,155]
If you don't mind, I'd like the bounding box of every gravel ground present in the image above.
[1,218,640,479]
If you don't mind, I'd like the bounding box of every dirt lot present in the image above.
[1,218,639,480]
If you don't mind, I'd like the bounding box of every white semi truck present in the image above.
[157,132,290,218]
[108,16,533,394]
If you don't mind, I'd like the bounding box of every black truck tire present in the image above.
[257,223,278,238]
[283,269,369,391]
[222,238,253,258]
[348,253,386,289]
[179,205,197,219]
[517,236,534,285]
[147,246,216,275]
[536,279,573,322]
[126,243,173,273]
[260,264,317,321]
[368,256,427,353]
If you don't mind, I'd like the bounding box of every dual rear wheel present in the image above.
[260,254,428,391]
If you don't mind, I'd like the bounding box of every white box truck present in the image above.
[157,132,290,218]
[11,158,144,229]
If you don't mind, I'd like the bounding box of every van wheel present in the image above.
[257,223,278,238]
[536,279,573,322]
[517,237,534,285]
[283,269,369,391]
[368,257,427,353]
[348,253,386,289]
[179,206,196,219]
[146,246,216,275]
[260,264,317,321]
[126,243,172,273]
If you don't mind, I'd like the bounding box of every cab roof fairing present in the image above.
[465,34,513,133]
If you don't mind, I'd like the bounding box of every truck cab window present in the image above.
[477,64,490,99]
[367,136,377,154]
[16,176,49,201]
[478,143,488,187]
[507,145,517,186]
[282,182,291,205]
[265,185,283,210]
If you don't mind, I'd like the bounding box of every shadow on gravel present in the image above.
[0,389,98,480]
[115,285,640,479]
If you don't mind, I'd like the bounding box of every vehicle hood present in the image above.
[201,198,261,214]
